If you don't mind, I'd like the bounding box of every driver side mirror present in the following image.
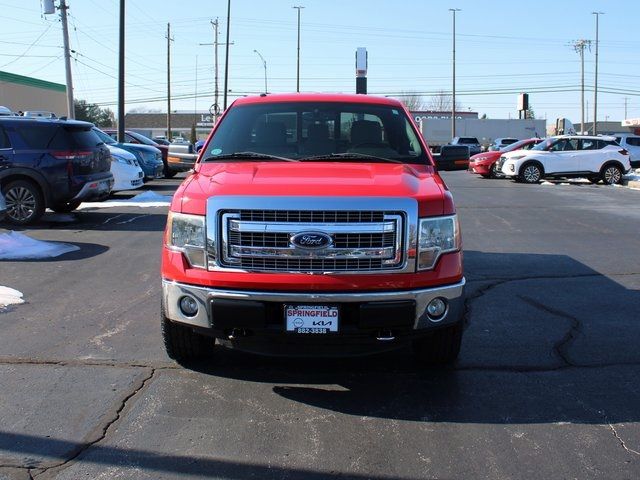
[434,145,470,171]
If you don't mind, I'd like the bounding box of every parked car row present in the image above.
[0,116,173,225]
[469,134,635,185]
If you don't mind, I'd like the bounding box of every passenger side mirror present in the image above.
[434,145,470,171]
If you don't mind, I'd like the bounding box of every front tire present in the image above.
[2,179,45,225]
[163,162,177,178]
[519,163,542,184]
[601,164,623,185]
[412,323,463,365]
[161,306,212,362]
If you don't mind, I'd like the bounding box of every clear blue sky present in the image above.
[1,0,638,124]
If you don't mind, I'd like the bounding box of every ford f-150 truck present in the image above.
[161,93,467,364]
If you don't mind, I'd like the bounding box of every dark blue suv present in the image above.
[0,117,114,225]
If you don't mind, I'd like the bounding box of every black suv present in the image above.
[0,117,113,225]
[450,136,482,156]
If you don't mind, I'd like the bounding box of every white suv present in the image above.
[499,135,631,184]
[613,133,640,168]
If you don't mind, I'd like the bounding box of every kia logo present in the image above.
[290,232,332,249]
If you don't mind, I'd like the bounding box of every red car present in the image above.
[104,130,175,178]
[161,93,467,364]
[469,138,543,178]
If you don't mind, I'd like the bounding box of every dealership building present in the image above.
[0,71,67,116]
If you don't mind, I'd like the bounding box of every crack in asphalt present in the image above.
[32,367,157,479]
[607,422,640,456]
[517,295,581,367]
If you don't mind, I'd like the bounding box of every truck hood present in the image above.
[175,162,452,217]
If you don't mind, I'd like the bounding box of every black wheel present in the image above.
[50,200,81,213]
[601,164,623,185]
[519,163,542,184]
[586,175,600,184]
[163,162,177,178]
[161,305,212,362]
[488,163,498,179]
[2,179,45,225]
[412,323,463,365]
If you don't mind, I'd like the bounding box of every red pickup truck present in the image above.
[161,93,466,364]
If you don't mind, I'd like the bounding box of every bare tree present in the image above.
[427,90,462,112]
[396,91,428,111]
[127,106,162,114]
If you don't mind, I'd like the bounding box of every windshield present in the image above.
[532,138,557,151]
[501,139,538,153]
[202,101,428,164]
[93,128,116,145]
[127,131,156,146]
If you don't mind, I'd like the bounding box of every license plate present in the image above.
[285,305,339,334]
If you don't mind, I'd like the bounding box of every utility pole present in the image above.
[592,11,604,135]
[199,19,233,123]
[117,0,125,142]
[572,39,591,134]
[166,23,173,141]
[223,0,231,111]
[293,6,304,92]
[449,8,461,139]
[59,0,74,118]
[624,97,628,119]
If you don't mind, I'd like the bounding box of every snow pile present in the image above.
[0,231,79,260]
[0,286,24,309]
[624,168,640,182]
[76,190,172,209]
[540,181,554,186]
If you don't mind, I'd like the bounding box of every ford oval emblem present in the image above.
[290,231,333,249]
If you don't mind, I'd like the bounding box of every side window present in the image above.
[565,139,579,151]
[0,127,10,149]
[580,139,597,150]
[15,125,58,149]
[549,140,565,152]
[627,137,640,146]
[522,143,535,150]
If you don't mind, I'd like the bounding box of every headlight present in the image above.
[165,212,207,269]
[417,215,461,271]
[112,155,129,165]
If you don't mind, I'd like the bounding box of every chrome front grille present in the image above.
[228,231,396,249]
[216,209,404,273]
[238,210,385,223]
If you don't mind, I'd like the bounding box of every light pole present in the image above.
[293,6,304,92]
[449,8,461,139]
[223,0,231,110]
[592,11,604,135]
[253,49,267,94]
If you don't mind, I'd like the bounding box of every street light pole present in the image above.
[253,50,267,94]
[449,8,461,139]
[293,6,304,93]
[592,11,604,135]
[223,0,231,110]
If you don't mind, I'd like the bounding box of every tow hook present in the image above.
[228,328,247,340]
[376,330,395,341]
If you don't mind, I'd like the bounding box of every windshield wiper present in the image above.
[299,153,404,164]
[202,151,297,162]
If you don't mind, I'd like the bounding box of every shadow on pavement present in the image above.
[0,432,428,480]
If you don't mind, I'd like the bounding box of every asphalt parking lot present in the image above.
[1,171,639,480]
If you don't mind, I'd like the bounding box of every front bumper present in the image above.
[162,278,465,351]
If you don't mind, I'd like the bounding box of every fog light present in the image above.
[179,296,198,316]
[427,297,447,321]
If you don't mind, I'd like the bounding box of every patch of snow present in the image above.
[540,181,554,186]
[0,231,80,260]
[0,286,24,309]
[76,190,172,210]
[568,178,590,184]
[559,182,570,186]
